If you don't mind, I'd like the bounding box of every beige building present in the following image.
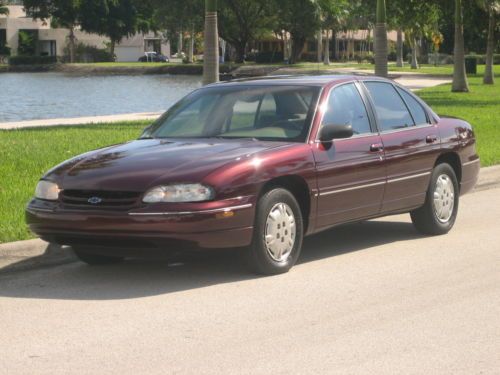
[0,4,170,61]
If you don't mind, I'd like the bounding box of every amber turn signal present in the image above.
[216,210,235,219]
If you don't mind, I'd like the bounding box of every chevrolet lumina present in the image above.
[26,76,480,274]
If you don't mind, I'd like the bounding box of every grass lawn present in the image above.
[290,62,493,76]
[0,70,498,243]
[0,121,150,243]
[71,62,191,68]
[417,74,500,167]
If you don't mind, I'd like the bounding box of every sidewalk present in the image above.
[1,165,499,275]
[0,111,162,130]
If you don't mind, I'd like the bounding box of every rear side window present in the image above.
[364,82,415,131]
[396,87,429,125]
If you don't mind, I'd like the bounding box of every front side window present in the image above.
[145,85,320,142]
[321,83,372,135]
[364,82,415,132]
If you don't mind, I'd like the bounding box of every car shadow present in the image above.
[0,220,423,301]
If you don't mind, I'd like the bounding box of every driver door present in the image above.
[313,82,386,230]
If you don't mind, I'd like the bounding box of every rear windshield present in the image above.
[144,85,321,142]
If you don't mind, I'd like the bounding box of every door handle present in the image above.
[426,135,438,143]
[370,143,384,152]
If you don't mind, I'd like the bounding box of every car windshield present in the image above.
[143,85,321,142]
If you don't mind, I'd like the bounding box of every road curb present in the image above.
[0,239,76,275]
[1,165,499,275]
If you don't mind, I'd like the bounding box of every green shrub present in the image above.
[465,54,500,65]
[8,55,58,65]
[62,42,114,63]
[18,30,37,56]
[255,51,284,63]
[299,52,318,62]
[0,44,10,56]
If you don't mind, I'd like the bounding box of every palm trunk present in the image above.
[178,31,183,55]
[452,0,469,92]
[483,10,495,84]
[374,0,388,77]
[203,0,219,85]
[396,28,403,67]
[110,40,116,61]
[283,32,289,61]
[411,38,419,69]
[317,30,322,63]
[68,27,76,63]
[324,29,330,65]
[188,24,195,63]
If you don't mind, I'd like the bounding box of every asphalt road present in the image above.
[1,187,499,374]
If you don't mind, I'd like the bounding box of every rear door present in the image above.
[312,82,386,230]
[361,81,441,213]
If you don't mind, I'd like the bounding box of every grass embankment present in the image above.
[290,62,490,76]
[0,121,149,243]
[1,69,499,243]
[417,72,500,167]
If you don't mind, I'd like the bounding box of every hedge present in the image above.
[255,51,284,63]
[465,54,500,64]
[9,55,58,65]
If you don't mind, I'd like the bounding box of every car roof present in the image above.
[208,74,393,88]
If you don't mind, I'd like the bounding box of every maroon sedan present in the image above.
[26,75,480,274]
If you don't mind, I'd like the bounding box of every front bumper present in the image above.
[26,196,256,250]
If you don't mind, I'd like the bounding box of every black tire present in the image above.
[246,188,304,275]
[410,163,459,235]
[73,247,124,265]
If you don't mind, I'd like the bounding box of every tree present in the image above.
[391,1,440,69]
[374,0,388,77]
[218,0,275,63]
[203,0,219,85]
[22,0,80,62]
[478,0,499,84]
[0,1,9,16]
[153,0,204,62]
[452,0,469,92]
[276,0,321,64]
[80,0,156,58]
[318,0,348,65]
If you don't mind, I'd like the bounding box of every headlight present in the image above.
[35,180,60,201]
[143,184,214,203]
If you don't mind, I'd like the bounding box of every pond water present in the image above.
[0,73,202,122]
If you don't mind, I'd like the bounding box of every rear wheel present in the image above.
[410,163,459,235]
[246,188,304,275]
[73,247,124,265]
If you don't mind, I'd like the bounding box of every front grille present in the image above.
[60,190,141,209]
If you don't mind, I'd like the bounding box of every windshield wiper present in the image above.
[214,136,259,141]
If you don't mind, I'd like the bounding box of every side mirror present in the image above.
[140,125,153,138]
[319,124,353,142]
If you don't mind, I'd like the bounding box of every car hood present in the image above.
[46,138,284,191]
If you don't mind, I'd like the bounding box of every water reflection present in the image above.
[0,73,202,122]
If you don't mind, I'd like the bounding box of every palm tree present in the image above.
[0,1,9,16]
[316,30,323,63]
[374,0,388,77]
[396,28,404,68]
[203,0,219,85]
[479,0,499,84]
[452,0,469,92]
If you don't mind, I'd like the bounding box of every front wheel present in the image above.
[73,247,124,265]
[410,163,459,235]
[245,188,304,275]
